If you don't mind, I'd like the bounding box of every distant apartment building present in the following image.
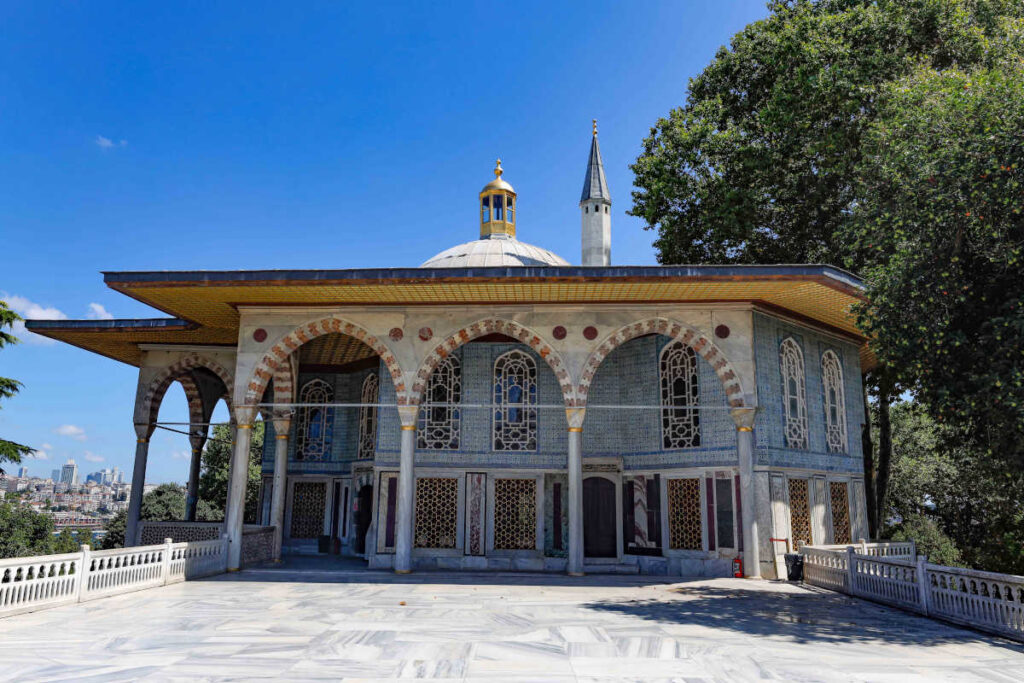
[60,460,79,486]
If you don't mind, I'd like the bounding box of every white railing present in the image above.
[809,540,916,560]
[0,536,229,619]
[801,545,1024,642]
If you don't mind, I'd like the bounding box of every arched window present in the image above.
[659,340,700,449]
[822,350,847,453]
[357,373,379,460]
[418,355,461,450]
[493,349,537,451]
[296,379,333,461]
[780,338,808,449]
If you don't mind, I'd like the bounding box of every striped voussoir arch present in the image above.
[140,353,235,428]
[578,318,747,408]
[412,318,576,407]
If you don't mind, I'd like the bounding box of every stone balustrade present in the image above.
[801,544,1024,642]
[0,536,230,619]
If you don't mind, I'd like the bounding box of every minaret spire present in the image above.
[580,120,611,266]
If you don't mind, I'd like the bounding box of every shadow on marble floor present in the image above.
[582,585,1024,651]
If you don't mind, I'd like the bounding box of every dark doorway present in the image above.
[583,477,617,558]
[354,485,373,554]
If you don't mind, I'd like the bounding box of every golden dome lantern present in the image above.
[479,159,517,239]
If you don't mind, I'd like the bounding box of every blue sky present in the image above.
[1,1,769,483]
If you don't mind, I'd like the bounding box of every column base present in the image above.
[226,567,241,573]
[395,569,412,575]
[567,571,585,577]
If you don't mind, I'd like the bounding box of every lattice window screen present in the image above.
[493,478,537,549]
[289,481,326,539]
[667,478,702,550]
[821,351,848,454]
[780,338,808,449]
[414,478,459,548]
[417,356,461,450]
[830,481,851,544]
[296,379,333,461]
[660,341,700,449]
[492,350,537,451]
[789,478,813,546]
[357,373,379,460]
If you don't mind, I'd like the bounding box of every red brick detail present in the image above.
[412,318,575,407]
[141,353,235,428]
[244,317,405,408]
[577,317,747,408]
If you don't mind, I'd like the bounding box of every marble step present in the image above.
[583,563,640,575]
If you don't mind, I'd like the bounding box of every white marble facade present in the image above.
[128,303,869,579]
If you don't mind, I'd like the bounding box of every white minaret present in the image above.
[580,119,611,266]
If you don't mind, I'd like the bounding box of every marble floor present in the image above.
[1,562,1022,682]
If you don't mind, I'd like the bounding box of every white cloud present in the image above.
[54,424,87,441]
[95,135,127,149]
[2,293,67,345]
[83,451,103,463]
[86,303,113,320]
[40,443,52,450]
[170,450,191,461]
[29,448,50,461]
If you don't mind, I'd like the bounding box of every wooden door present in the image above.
[583,477,617,558]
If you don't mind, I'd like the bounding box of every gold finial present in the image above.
[592,119,598,137]
[494,158,503,178]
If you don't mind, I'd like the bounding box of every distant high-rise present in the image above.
[17,467,29,478]
[60,459,79,486]
[51,469,61,481]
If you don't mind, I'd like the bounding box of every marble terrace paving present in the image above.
[1,561,1022,682]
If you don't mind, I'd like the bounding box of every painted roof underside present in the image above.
[25,264,873,369]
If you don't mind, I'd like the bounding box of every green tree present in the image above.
[198,421,264,523]
[100,483,220,549]
[0,300,33,469]
[849,57,1024,472]
[0,500,55,558]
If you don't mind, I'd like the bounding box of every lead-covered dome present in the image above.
[421,235,569,268]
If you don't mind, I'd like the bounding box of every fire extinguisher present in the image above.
[732,557,744,578]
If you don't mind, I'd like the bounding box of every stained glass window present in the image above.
[822,350,847,454]
[417,355,461,450]
[296,379,333,461]
[358,373,378,460]
[659,340,700,449]
[780,338,808,449]
[493,350,537,451]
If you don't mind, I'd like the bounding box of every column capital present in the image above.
[730,407,756,431]
[134,422,155,440]
[272,417,291,435]
[565,407,586,430]
[397,405,418,428]
[233,406,257,427]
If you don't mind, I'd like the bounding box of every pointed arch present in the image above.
[139,352,235,428]
[411,318,574,407]
[821,349,847,453]
[358,372,379,460]
[243,317,404,408]
[780,337,808,449]
[578,318,747,408]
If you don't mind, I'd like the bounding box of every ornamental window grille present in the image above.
[295,379,333,461]
[667,478,702,550]
[780,337,809,449]
[659,341,700,449]
[830,481,851,544]
[493,478,537,549]
[417,356,461,450]
[358,373,379,460]
[789,478,813,546]
[821,350,848,453]
[289,481,326,539]
[492,350,537,451]
[413,477,459,548]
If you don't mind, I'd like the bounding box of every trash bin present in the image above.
[784,553,804,581]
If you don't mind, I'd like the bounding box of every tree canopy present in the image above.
[0,300,33,468]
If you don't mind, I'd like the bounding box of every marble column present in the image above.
[226,409,254,571]
[732,407,760,578]
[126,422,154,547]
[270,417,291,561]
[566,408,585,576]
[394,406,418,574]
[184,429,207,522]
